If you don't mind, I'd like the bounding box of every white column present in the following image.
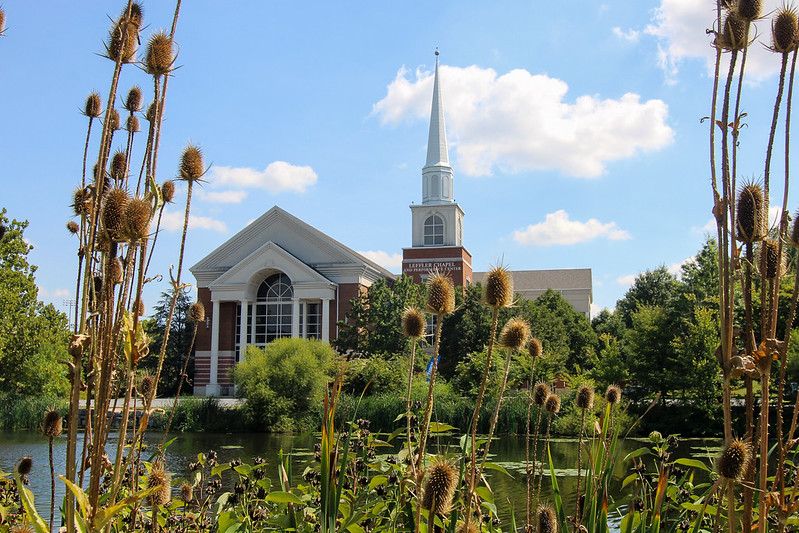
[250,303,257,346]
[209,299,221,395]
[321,298,330,342]
[292,298,300,337]
[239,299,249,361]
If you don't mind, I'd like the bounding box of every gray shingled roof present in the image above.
[473,268,592,291]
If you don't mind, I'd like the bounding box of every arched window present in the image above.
[253,273,293,344]
[424,215,444,246]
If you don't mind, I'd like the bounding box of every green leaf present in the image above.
[15,479,48,533]
[59,475,90,520]
[673,458,710,472]
[483,462,513,478]
[622,473,639,489]
[265,491,303,505]
[233,464,252,476]
[428,422,457,433]
[624,447,652,461]
[211,464,231,477]
[475,486,493,504]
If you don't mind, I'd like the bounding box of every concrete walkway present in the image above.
[79,397,243,410]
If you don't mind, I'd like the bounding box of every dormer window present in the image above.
[424,215,444,246]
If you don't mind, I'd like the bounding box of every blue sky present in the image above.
[1,0,797,318]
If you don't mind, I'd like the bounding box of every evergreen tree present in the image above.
[143,288,195,396]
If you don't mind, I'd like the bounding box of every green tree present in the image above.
[589,333,629,390]
[439,283,494,378]
[616,266,681,327]
[0,209,70,396]
[233,338,334,430]
[143,288,195,396]
[334,275,425,357]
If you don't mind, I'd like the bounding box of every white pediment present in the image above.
[208,241,336,302]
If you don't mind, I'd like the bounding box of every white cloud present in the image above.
[668,256,695,277]
[513,210,631,246]
[616,274,637,286]
[372,65,673,178]
[645,0,783,82]
[590,303,604,317]
[198,190,247,204]
[38,287,71,299]
[208,162,317,194]
[357,250,403,272]
[161,210,227,233]
[613,27,640,42]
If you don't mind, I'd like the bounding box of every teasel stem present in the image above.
[161,319,199,442]
[49,433,56,531]
[538,406,555,499]
[463,305,500,523]
[478,346,514,478]
[765,53,789,228]
[524,359,537,528]
[413,313,443,533]
[576,407,587,522]
[405,334,420,482]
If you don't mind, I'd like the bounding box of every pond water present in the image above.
[0,430,721,529]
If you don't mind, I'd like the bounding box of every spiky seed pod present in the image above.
[161,180,175,203]
[605,384,622,405]
[534,382,550,406]
[83,92,102,118]
[528,337,542,359]
[107,17,137,63]
[9,525,35,533]
[772,7,799,53]
[108,109,120,131]
[425,271,455,315]
[499,317,530,350]
[146,101,158,123]
[145,31,174,77]
[147,465,171,507]
[101,188,129,241]
[180,482,193,503]
[790,209,799,249]
[761,240,784,279]
[137,299,146,316]
[109,258,123,285]
[125,2,143,28]
[180,145,205,182]
[16,457,33,476]
[576,384,595,410]
[717,439,751,481]
[139,373,156,401]
[455,521,479,533]
[110,151,127,182]
[736,183,765,243]
[717,12,749,51]
[401,307,426,338]
[66,221,79,235]
[483,264,513,308]
[189,302,206,323]
[544,393,561,415]
[0,224,6,240]
[42,409,62,438]
[95,233,111,254]
[125,86,142,112]
[124,197,152,242]
[126,115,139,133]
[72,187,92,216]
[537,505,558,533]
[735,0,762,21]
[0,7,5,36]
[421,457,457,516]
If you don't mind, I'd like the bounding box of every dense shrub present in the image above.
[341,354,410,396]
[233,338,334,431]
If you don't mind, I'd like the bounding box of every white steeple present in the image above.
[422,50,455,205]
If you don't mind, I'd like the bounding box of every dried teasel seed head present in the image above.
[107,16,137,63]
[147,464,171,507]
[125,2,143,28]
[421,457,457,516]
[576,384,595,410]
[189,302,206,323]
[499,317,530,350]
[160,180,175,203]
[735,0,762,22]
[528,337,542,359]
[401,306,426,338]
[145,31,174,77]
[110,151,127,182]
[125,86,143,112]
[544,393,561,414]
[790,209,799,249]
[83,92,102,118]
[126,115,139,133]
[0,7,5,36]
[717,12,749,51]
[42,409,62,438]
[124,197,152,242]
[484,264,513,308]
[758,239,784,279]
[139,373,156,401]
[180,145,205,182]
[66,221,79,235]
[605,384,622,405]
[772,7,799,53]
[180,482,193,503]
[537,504,558,533]
[736,182,765,243]
[108,258,123,285]
[16,457,33,476]
[101,188,130,241]
[534,382,550,406]
[455,521,479,533]
[9,524,34,533]
[107,109,120,131]
[425,271,455,316]
[717,439,751,481]
[72,187,92,216]
[146,101,158,123]
[136,299,146,316]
